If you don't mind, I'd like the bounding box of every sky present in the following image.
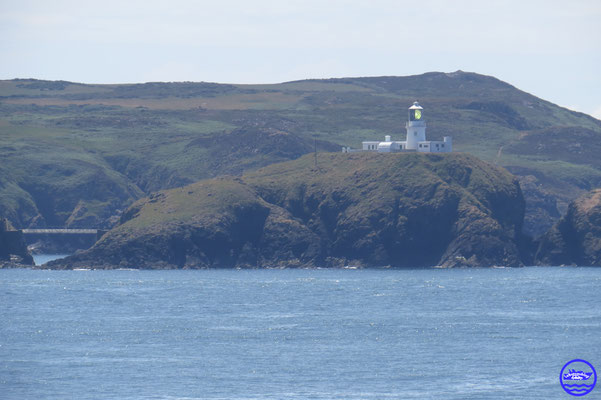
[1,0,600,118]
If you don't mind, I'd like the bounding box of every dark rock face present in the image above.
[0,218,34,267]
[515,175,561,238]
[15,164,142,229]
[535,189,601,266]
[49,153,525,269]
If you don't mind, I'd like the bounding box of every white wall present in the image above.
[405,121,426,150]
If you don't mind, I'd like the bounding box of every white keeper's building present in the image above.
[342,101,452,153]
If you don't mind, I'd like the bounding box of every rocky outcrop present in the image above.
[0,218,34,267]
[515,174,561,238]
[48,153,525,269]
[535,189,601,266]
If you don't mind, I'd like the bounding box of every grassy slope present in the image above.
[55,152,524,269]
[117,152,518,232]
[1,72,600,235]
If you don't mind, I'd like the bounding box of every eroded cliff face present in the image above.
[535,189,601,266]
[48,153,525,269]
[0,218,34,267]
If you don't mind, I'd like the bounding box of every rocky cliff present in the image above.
[3,72,601,235]
[0,218,34,267]
[48,152,525,269]
[535,189,601,266]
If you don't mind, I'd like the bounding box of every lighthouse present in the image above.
[344,100,452,153]
[405,101,426,150]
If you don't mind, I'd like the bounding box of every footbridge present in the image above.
[23,229,99,234]
[22,228,108,240]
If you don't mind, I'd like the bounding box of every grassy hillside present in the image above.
[50,153,525,269]
[1,72,600,236]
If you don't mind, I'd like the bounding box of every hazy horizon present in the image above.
[2,0,600,118]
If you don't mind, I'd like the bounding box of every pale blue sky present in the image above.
[2,0,600,118]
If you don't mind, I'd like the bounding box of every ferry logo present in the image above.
[560,359,597,396]
[564,369,594,381]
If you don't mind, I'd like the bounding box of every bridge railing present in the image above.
[22,229,99,234]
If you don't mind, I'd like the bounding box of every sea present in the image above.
[1,259,600,399]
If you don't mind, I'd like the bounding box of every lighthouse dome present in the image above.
[408,101,423,110]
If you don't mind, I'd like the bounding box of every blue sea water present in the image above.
[1,267,600,399]
[32,254,70,266]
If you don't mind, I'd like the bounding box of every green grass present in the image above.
[117,152,518,234]
[237,81,374,93]
[1,71,601,230]
[171,120,236,135]
[118,178,260,230]
[501,154,601,186]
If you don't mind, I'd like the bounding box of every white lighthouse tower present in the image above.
[405,101,426,150]
[347,100,452,153]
